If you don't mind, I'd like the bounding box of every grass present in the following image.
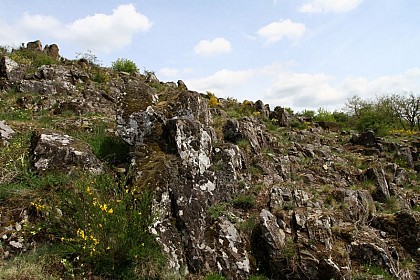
[0,248,58,280]
[352,264,396,280]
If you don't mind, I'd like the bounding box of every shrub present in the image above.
[111,58,139,74]
[207,91,220,108]
[232,194,255,210]
[50,172,165,278]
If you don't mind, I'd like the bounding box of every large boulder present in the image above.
[29,131,103,175]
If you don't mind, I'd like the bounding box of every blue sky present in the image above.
[1,0,419,111]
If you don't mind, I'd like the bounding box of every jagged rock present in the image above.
[26,40,43,51]
[362,165,391,202]
[269,106,291,127]
[255,100,270,119]
[43,44,60,60]
[0,56,19,80]
[0,121,15,140]
[396,146,414,169]
[316,121,340,131]
[259,209,286,251]
[351,130,377,147]
[29,131,103,174]
[166,118,212,176]
[350,241,398,278]
[371,210,420,256]
[333,189,376,224]
[204,217,250,279]
[18,80,57,95]
[177,79,188,90]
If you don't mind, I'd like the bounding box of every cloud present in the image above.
[265,72,345,110]
[158,67,192,79]
[186,69,254,95]
[257,19,306,44]
[186,64,420,112]
[299,0,363,13]
[194,37,232,56]
[0,4,152,53]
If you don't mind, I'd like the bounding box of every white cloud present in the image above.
[158,67,192,79]
[257,19,306,44]
[186,64,420,112]
[299,0,363,13]
[186,69,254,96]
[194,37,232,57]
[0,4,152,53]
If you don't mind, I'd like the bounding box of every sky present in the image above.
[1,0,420,112]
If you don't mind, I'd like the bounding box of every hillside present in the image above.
[0,41,419,280]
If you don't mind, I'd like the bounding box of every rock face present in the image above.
[115,75,419,279]
[1,41,419,280]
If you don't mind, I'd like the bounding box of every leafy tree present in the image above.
[390,92,420,130]
[314,108,335,122]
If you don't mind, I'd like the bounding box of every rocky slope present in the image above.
[1,41,419,279]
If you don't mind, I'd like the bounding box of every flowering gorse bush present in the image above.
[51,172,165,278]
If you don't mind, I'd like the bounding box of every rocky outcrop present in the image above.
[1,41,419,280]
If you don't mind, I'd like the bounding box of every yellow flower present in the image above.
[86,186,92,195]
[108,208,113,214]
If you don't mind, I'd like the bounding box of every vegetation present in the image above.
[111,58,139,74]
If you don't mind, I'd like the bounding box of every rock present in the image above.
[269,106,291,127]
[177,79,188,91]
[26,40,43,52]
[0,121,15,140]
[29,131,103,174]
[351,130,377,147]
[259,209,286,251]
[362,165,390,202]
[254,100,270,119]
[43,44,60,60]
[0,56,19,80]
[316,121,340,132]
[396,146,414,169]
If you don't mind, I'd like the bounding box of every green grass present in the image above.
[352,264,396,280]
[204,273,226,280]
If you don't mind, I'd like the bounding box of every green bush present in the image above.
[47,172,165,279]
[111,58,139,74]
[232,194,255,210]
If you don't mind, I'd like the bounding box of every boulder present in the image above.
[351,130,377,147]
[26,40,43,52]
[43,44,60,60]
[362,165,390,202]
[269,106,291,127]
[0,56,19,79]
[29,131,103,174]
[0,121,15,140]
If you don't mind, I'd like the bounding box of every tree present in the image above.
[344,95,367,117]
[390,92,420,130]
